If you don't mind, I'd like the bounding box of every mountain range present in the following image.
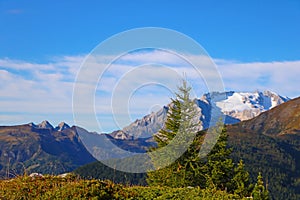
[73,90,289,162]
[76,93,300,199]
[110,90,289,140]
[74,93,300,199]
[0,90,298,199]
[0,121,96,178]
[0,90,289,174]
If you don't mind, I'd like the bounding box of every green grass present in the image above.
[0,174,241,199]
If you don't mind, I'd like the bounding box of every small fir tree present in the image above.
[252,172,269,200]
[232,160,251,197]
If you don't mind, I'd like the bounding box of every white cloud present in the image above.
[0,51,299,132]
[0,58,55,71]
[218,60,300,98]
[0,56,82,124]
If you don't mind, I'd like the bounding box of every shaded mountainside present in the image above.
[226,97,300,199]
[0,122,96,177]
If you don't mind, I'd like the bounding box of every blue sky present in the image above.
[0,1,299,131]
[1,0,299,61]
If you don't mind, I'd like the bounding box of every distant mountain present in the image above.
[0,121,96,178]
[109,90,289,140]
[114,106,169,139]
[211,90,288,121]
[74,90,289,163]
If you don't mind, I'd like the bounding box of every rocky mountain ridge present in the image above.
[29,121,71,131]
[0,122,96,177]
[111,90,289,140]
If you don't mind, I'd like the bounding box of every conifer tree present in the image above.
[232,160,251,197]
[147,80,253,193]
[252,172,269,200]
[204,125,234,191]
[147,80,202,187]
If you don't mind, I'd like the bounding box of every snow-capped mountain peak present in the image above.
[215,90,289,121]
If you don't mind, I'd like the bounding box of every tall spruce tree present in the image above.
[147,80,203,187]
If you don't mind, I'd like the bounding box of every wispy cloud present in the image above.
[0,58,55,71]
[0,56,82,127]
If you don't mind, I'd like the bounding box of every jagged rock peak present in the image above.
[55,122,70,131]
[37,120,54,129]
[121,105,169,139]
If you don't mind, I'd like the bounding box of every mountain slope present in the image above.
[233,96,300,136]
[226,96,300,199]
[0,122,96,178]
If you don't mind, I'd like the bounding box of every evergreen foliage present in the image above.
[204,125,234,191]
[232,160,252,197]
[147,80,253,198]
[147,80,202,187]
[74,161,147,185]
[252,172,270,200]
